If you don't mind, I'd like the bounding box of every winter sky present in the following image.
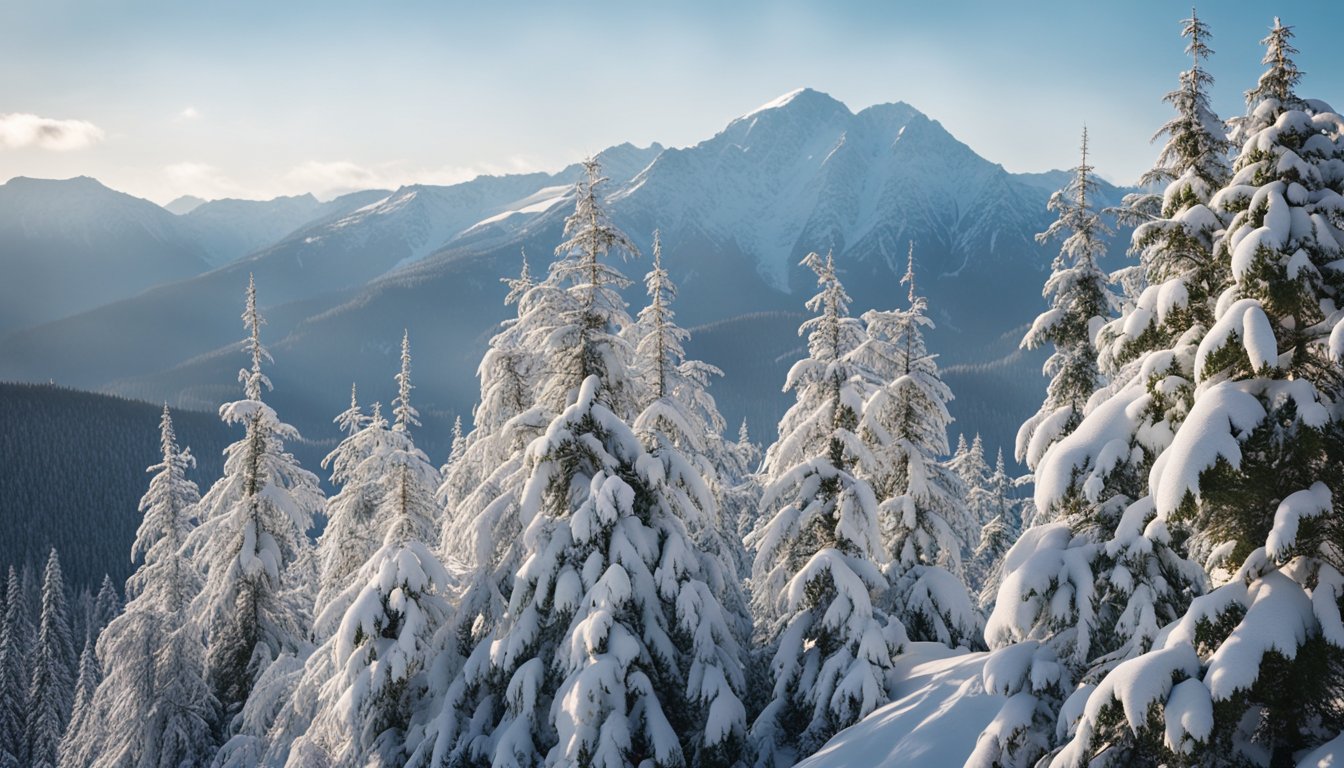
[3,0,1343,203]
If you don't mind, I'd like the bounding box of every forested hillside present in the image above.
[0,383,230,589]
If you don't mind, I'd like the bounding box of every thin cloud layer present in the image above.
[0,113,104,151]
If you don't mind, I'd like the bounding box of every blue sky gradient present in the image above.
[3,0,1341,202]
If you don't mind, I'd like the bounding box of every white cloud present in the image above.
[0,113,105,151]
[278,157,546,198]
[163,161,247,199]
[175,106,201,122]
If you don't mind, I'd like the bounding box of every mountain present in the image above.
[0,90,1131,458]
[0,176,213,331]
[179,190,390,267]
[163,194,207,214]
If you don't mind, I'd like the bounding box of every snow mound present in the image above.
[797,644,1003,768]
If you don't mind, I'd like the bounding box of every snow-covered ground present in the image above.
[797,643,1002,768]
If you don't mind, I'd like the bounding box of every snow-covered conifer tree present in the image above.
[856,246,981,649]
[26,549,75,768]
[950,433,994,530]
[748,250,903,767]
[60,405,216,768]
[316,396,392,626]
[973,448,1020,605]
[60,636,99,767]
[631,230,752,642]
[1054,21,1344,766]
[1017,128,1115,478]
[297,333,451,766]
[420,160,748,768]
[0,567,32,766]
[189,275,325,730]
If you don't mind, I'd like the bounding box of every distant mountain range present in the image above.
[0,88,1133,459]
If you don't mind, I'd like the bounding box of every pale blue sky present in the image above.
[2,1,1341,203]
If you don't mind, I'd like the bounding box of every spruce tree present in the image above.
[973,448,1020,607]
[857,246,981,649]
[300,333,451,765]
[1056,20,1344,766]
[27,549,75,768]
[1017,127,1115,479]
[190,275,325,731]
[61,405,216,768]
[420,159,747,768]
[748,251,903,768]
[0,566,32,766]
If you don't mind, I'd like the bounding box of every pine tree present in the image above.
[0,566,32,766]
[189,275,325,730]
[949,433,995,531]
[1100,7,1231,377]
[27,549,75,768]
[60,405,216,768]
[857,246,981,649]
[1056,21,1344,766]
[1017,127,1115,479]
[748,251,903,767]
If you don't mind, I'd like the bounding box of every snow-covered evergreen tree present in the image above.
[189,275,325,731]
[1017,128,1116,478]
[420,160,747,768]
[60,635,99,767]
[61,404,216,768]
[973,448,1020,606]
[26,549,75,768]
[631,230,752,645]
[1101,7,1232,376]
[748,251,903,767]
[0,566,32,766]
[857,247,982,649]
[317,389,392,627]
[950,433,994,530]
[299,333,452,766]
[1055,21,1344,766]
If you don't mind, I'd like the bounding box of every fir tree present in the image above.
[1056,21,1344,766]
[27,549,75,768]
[0,566,32,766]
[858,246,982,649]
[61,405,216,768]
[189,275,324,730]
[301,334,451,766]
[973,448,1020,607]
[748,251,903,767]
[1017,127,1115,479]
[420,160,746,768]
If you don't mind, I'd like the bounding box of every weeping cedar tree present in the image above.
[748,250,904,768]
[188,274,325,735]
[61,405,216,767]
[1055,19,1344,767]
[416,158,747,768]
